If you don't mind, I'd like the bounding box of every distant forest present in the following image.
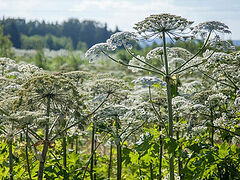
[0,17,119,50]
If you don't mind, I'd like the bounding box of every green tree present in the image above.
[0,26,13,57]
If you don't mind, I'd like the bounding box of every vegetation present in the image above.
[0,18,118,50]
[0,13,240,180]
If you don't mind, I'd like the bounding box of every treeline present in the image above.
[0,17,118,50]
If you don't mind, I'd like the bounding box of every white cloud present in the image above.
[70,0,132,11]
[70,0,174,12]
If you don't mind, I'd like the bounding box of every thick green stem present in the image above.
[210,109,214,146]
[20,133,23,142]
[94,138,97,180]
[90,124,95,180]
[162,31,174,180]
[2,66,4,76]
[75,136,78,154]
[159,125,163,180]
[26,125,32,180]
[9,137,13,180]
[63,135,68,180]
[176,117,182,179]
[115,117,122,180]
[38,96,50,180]
[63,136,67,168]
[116,144,122,180]
[108,140,113,180]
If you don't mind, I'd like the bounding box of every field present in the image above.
[0,14,240,180]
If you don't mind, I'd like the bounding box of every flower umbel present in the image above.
[106,31,136,50]
[192,21,231,38]
[134,13,194,39]
[85,43,110,62]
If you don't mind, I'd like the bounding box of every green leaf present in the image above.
[165,137,178,154]
[122,147,131,165]
[230,144,237,154]
[219,141,229,158]
[129,152,139,164]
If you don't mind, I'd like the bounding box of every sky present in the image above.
[0,0,240,39]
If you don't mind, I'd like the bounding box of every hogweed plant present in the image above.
[86,13,233,180]
[0,66,112,179]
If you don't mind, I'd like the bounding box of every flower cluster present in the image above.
[179,80,202,94]
[146,47,176,60]
[85,32,136,63]
[85,43,110,62]
[132,76,165,87]
[169,58,185,69]
[234,97,240,106]
[88,77,129,105]
[208,35,235,52]
[192,21,231,38]
[0,57,16,66]
[128,55,146,72]
[18,63,42,75]
[171,47,193,59]
[106,31,136,50]
[134,14,193,37]
[205,93,227,109]
[0,57,17,75]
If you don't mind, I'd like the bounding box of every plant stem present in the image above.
[80,135,109,179]
[90,123,95,180]
[159,125,163,180]
[108,140,113,180]
[26,125,32,180]
[176,117,182,179]
[94,138,97,180]
[38,96,50,180]
[197,68,235,89]
[162,31,174,180]
[148,86,168,136]
[115,116,122,180]
[63,135,68,180]
[123,43,166,75]
[63,136,67,168]
[20,133,23,142]
[75,136,78,154]
[210,109,214,146]
[51,93,110,141]
[2,66,4,76]
[101,50,164,76]
[9,135,13,180]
